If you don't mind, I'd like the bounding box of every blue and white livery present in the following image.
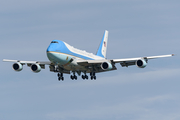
[3,30,174,81]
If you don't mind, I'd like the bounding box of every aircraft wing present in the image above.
[76,59,117,73]
[3,59,72,74]
[3,59,51,69]
[77,54,174,69]
[112,54,174,67]
[3,59,51,64]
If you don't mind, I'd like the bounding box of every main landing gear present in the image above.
[90,72,96,80]
[81,72,96,80]
[57,72,97,81]
[70,72,77,80]
[82,74,88,80]
[58,73,64,81]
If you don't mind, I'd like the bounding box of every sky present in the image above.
[0,0,180,120]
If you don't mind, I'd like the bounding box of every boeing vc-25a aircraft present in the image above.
[3,30,174,81]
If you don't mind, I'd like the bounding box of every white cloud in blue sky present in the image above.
[0,0,180,120]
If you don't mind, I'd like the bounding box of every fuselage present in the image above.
[46,40,104,71]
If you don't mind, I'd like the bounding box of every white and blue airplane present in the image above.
[3,30,174,81]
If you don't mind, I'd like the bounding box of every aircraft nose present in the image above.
[47,44,54,52]
[47,41,59,52]
[46,47,50,52]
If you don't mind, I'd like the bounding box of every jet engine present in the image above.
[101,62,113,70]
[31,64,41,73]
[136,59,147,68]
[12,62,23,71]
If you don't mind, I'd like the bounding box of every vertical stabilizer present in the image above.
[96,30,109,58]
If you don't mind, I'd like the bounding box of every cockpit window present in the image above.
[51,41,58,43]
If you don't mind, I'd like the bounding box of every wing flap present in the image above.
[77,59,107,66]
[120,61,136,67]
[76,59,117,73]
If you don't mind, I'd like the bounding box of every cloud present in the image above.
[46,94,179,120]
[41,68,180,120]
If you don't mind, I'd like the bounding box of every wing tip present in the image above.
[3,59,7,61]
[172,54,175,56]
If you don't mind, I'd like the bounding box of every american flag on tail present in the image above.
[104,41,106,47]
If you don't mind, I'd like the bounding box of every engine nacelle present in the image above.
[31,64,41,73]
[12,63,23,71]
[136,59,147,68]
[101,62,113,70]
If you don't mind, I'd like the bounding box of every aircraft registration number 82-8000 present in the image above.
[3,30,174,81]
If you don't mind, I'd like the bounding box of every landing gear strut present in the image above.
[90,72,96,80]
[58,73,64,81]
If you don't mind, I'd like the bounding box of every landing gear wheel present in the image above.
[71,75,74,80]
[82,75,88,80]
[82,75,85,80]
[85,75,88,79]
[58,73,60,77]
[90,72,97,80]
[57,73,64,81]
